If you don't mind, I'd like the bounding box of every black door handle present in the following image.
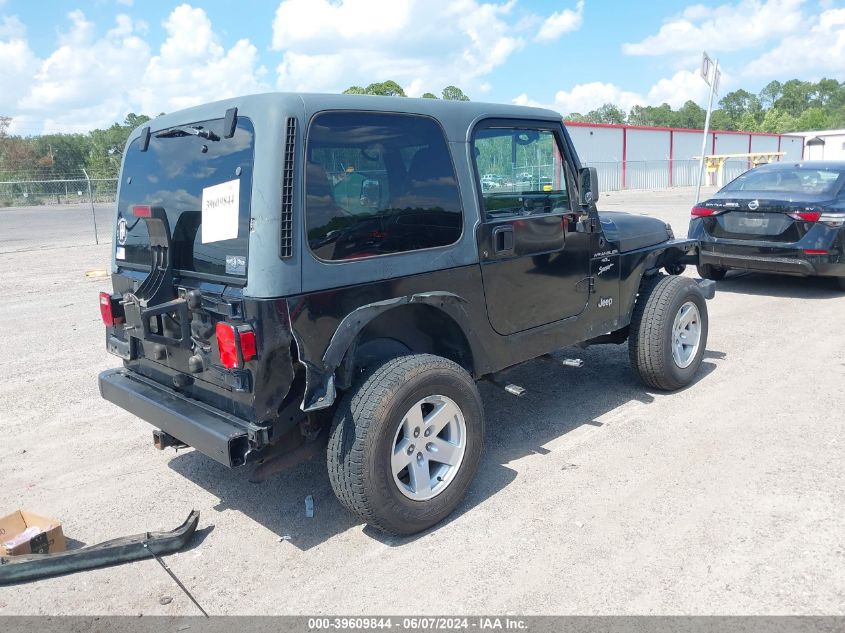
[492,225,514,253]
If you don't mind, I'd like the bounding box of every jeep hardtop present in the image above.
[98,93,714,534]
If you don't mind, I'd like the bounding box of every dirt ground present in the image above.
[1,187,843,615]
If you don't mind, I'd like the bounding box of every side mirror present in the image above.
[578,167,599,206]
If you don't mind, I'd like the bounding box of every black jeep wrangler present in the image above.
[98,94,714,535]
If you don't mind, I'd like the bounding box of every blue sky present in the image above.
[1,0,843,134]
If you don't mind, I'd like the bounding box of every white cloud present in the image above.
[4,1,588,132]
[514,69,715,116]
[646,69,712,106]
[535,1,584,42]
[3,5,269,134]
[623,0,805,56]
[0,17,39,119]
[551,81,644,114]
[139,4,268,114]
[272,0,578,97]
[744,7,845,77]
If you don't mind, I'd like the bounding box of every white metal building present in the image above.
[563,121,805,192]
[794,129,845,161]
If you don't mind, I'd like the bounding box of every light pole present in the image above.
[696,52,721,204]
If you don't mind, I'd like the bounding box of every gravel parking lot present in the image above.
[1,187,843,615]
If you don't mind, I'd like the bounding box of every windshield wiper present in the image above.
[155,126,220,141]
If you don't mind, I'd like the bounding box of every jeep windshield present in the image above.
[115,116,254,282]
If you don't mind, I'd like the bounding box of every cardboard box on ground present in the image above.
[0,510,65,556]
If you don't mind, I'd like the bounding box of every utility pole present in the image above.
[696,52,720,204]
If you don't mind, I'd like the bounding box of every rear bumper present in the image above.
[99,368,265,467]
[699,247,845,278]
[699,250,816,275]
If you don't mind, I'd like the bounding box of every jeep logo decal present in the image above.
[597,296,613,308]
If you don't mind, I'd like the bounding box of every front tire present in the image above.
[327,354,484,535]
[629,275,709,391]
[697,263,727,281]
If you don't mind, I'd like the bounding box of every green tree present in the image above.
[672,100,707,129]
[794,107,831,131]
[32,134,91,177]
[0,136,38,178]
[709,109,733,130]
[775,79,813,118]
[123,113,151,129]
[758,80,783,110]
[584,103,626,124]
[343,80,407,97]
[627,103,675,127]
[441,85,470,101]
[368,80,406,97]
[86,114,151,178]
[421,92,438,99]
[718,89,762,128]
[736,111,760,132]
[758,107,796,134]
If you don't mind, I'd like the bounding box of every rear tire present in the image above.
[327,354,484,535]
[629,274,709,391]
[697,263,727,281]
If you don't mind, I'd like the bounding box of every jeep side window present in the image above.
[472,127,570,220]
[305,112,463,261]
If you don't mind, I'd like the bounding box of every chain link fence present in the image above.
[0,169,117,251]
[583,158,750,193]
[0,172,118,208]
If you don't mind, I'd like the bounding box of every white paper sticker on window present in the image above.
[201,178,240,243]
[115,246,126,260]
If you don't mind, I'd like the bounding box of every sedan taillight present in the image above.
[788,210,822,222]
[691,206,724,217]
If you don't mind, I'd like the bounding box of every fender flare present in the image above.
[619,239,698,325]
[292,291,481,412]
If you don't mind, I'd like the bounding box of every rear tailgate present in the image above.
[107,114,260,413]
[701,197,829,243]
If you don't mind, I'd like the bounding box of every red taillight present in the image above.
[99,291,115,327]
[691,206,721,217]
[132,205,152,218]
[804,249,829,255]
[788,211,821,222]
[216,323,238,368]
[240,330,257,362]
[215,322,257,369]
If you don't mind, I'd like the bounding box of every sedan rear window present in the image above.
[723,167,844,195]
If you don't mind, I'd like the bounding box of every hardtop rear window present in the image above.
[116,117,255,281]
